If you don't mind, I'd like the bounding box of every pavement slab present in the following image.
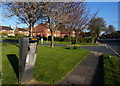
[60,51,103,85]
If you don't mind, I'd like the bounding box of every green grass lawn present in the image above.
[33,45,89,84]
[2,42,89,84]
[1,37,18,40]
[43,41,70,45]
[2,42,18,84]
[43,41,99,46]
[103,54,120,85]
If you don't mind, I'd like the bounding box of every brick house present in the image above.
[0,26,13,34]
[33,24,76,37]
[0,24,76,37]
[14,27,30,36]
[54,30,61,37]
[32,24,49,37]
[60,29,76,37]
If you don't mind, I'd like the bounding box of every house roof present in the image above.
[32,23,75,35]
[1,26,13,30]
[61,29,69,34]
[17,28,27,31]
[33,24,47,33]
[24,28,30,31]
[14,27,30,32]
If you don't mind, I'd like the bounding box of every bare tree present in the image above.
[3,2,46,37]
[63,2,98,43]
[74,5,99,43]
[64,2,87,43]
[43,2,75,48]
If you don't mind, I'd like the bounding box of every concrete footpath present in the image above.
[60,51,103,85]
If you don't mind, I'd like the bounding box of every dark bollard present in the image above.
[19,37,39,84]
[19,38,29,83]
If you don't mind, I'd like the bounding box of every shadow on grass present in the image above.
[65,46,81,50]
[91,55,103,86]
[65,47,71,49]
[7,54,19,82]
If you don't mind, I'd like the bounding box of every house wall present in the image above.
[14,28,30,36]
[70,31,76,37]
[1,25,76,37]
[2,30,13,34]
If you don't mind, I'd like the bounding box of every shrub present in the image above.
[43,37,47,41]
[15,33,19,36]
[2,33,8,36]
[71,37,76,42]
[77,37,95,43]
[48,36,51,41]
[54,37,60,41]
[64,35,70,42]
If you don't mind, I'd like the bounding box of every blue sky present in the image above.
[1,2,119,31]
[87,2,118,31]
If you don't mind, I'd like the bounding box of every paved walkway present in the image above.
[60,51,103,85]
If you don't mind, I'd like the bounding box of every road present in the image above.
[1,38,120,57]
[100,39,120,57]
[82,39,120,57]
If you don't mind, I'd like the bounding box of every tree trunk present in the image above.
[75,36,78,43]
[69,32,71,44]
[94,30,99,43]
[30,25,33,37]
[51,30,54,48]
[75,31,80,43]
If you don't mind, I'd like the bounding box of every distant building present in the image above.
[0,24,76,37]
[33,24,76,37]
[32,24,51,37]
[0,26,13,34]
[14,27,30,36]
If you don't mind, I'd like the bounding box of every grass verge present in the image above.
[102,54,120,85]
[2,42,18,84]
[43,41,70,45]
[43,41,99,46]
[33,45,89,84]
[2,42,89,84]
